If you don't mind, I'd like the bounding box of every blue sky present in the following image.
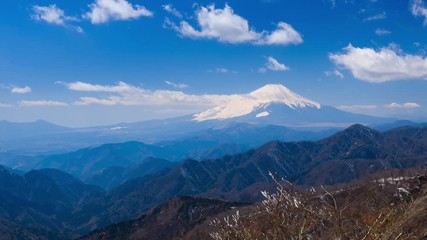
[1,0,427,127]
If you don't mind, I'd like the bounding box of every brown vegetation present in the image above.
[210,170,427,240]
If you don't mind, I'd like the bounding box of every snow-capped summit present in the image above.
[249,84,320,109]
[193,84,321,122]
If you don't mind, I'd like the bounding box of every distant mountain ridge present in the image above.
[35,141,172,179]
[0,120,71,140]
[0,84,401,154]
[2,124,338,179]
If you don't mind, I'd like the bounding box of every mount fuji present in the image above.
[191,84,389,127]
[193,84,320,121]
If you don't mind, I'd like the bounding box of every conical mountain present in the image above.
[193,84,389,126]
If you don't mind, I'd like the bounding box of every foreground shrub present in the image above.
[210,171,424,240]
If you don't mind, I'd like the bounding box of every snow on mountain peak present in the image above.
[249,84,319,108]
[193,84,321,122]
[250,84,293,97]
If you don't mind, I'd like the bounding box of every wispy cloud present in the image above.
[411,0,427,25]
[208,68,237,74]
[384,102,421,108]
[259,56,289,73]
[74,97,118,106]
[363,12,386,21]
[337,104,378,111]
[163,4,183,18]
[165,80,188,89]
[31,5,83,33]
[329,44,427,82]
[64,81,135,92]
[325,69,344,78]
[11,86,31,94]
[338,103,422,115]
[165,4,302,45]
[84,0,153,24]
[19,100,68,107]
[375,28,391,36]
[63,81,229,107]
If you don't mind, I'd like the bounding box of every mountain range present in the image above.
[3,124,335,184]
[0,84,397,155]
[80,172,427,240]
[75,124,427,230]
[1,124,427,239]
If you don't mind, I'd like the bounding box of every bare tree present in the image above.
[210,171,422,240]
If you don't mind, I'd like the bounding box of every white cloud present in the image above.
[375,28,391,36]
[19,100,68,107]
[258,22,303,46]
[165,81,188,89]
[363,12,386,21]
[329,44,427,82]
[85,0,153,24]
[337,104,378,111]
[262,56,289,72]
[337,102,421,113]
[64,81,230,107]
[32,5,82,32]
[325,69,344,78]
[411,0,427,25]
[167,4,259,43]
[166,4,302,45]
[385,102,421,108]
[163,4,182,18]
[32,5,73,25]
[64,81,135,92]
[75,97,118,106]
[11,86,32,94]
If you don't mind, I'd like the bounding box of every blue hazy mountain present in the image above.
[0,84,397,155]
[3,124,338,180]
[0,120,71,140]
[83,158,176,189]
